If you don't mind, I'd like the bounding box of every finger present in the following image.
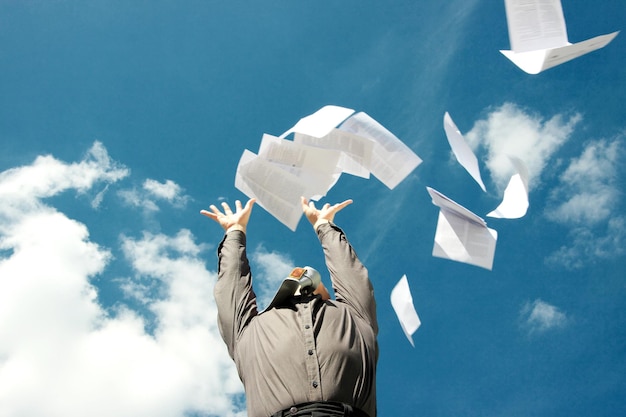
[323,203,331,210]
[338,199,353,207]
[221,202,233,213]
[334,199,353,211]
[208,204,223,215]
[200,209,218,220]
[235,200,242,212]
[245,198,257,210]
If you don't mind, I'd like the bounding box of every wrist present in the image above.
[226,224,246,234]
[313,219,329,231]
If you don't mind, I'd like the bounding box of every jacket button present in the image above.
[312,381,318,388]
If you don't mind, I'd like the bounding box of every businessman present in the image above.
[201,196,378,417]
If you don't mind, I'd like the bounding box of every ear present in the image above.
[314,282,331,301]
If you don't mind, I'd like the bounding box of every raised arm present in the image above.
[301,197,377,333]
[201,198,258,358]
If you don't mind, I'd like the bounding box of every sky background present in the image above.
[1,1,625,416]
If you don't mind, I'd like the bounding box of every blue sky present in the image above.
[1,1,625,416]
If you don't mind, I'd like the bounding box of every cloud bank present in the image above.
[0,142,245,417]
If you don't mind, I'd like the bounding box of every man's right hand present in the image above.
[301,196,352,231]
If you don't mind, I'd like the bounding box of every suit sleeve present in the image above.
[214,230,259,358]
[317,222,378,334]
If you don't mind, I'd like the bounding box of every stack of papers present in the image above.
[235,105,422,230]
[500,0,619,74]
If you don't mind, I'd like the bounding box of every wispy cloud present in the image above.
[545,218,626,270]
[465,103,581,191]
[547,139,622,225]
[119,178,190,213]
[0,141,128,217]
[520,299,567,335]
[0,143,245,417]
[545,138,625,269]
[143,179,189,206]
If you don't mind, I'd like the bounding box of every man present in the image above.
[201,196,378,417]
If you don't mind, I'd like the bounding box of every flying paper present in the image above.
[487,156,529,219]
[280,105,355,139]
[258,134,342,200]
[500,0,619,74]
[443,112,486,192]
[339,112,423,189]
[294,129,373,179]
[390,275,421,347]
[235,150,306,231]
[427,187,498,270]
[236,106,422,230]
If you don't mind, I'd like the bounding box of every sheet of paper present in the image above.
[234,150,306,231]
[432,210,498,270]
[487,156,529,219]
[280,105,355,139]
[294,130,373,179]
[338,112,422,189]
[390,275,421,347]
[427,187,497,270]
[501,32,619,74]
[257,134,342,200]
[426,187,486,226]
[502,0,618,74]
[504,0,568,53]
[443,112,486,192]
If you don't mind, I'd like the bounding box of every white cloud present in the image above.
[465,103,581,190]
[544,138,625,269]
[91,184,110,209]
[119,230,244,414]
[143,179,189,206]
[520,299,567,335]
[0,141,128,218]
[547,139,621,225]
[463,104,626,269]
[119,179,189,213]
[0,143,244,417]
[251,245,295,310]
[545,218,626,270]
